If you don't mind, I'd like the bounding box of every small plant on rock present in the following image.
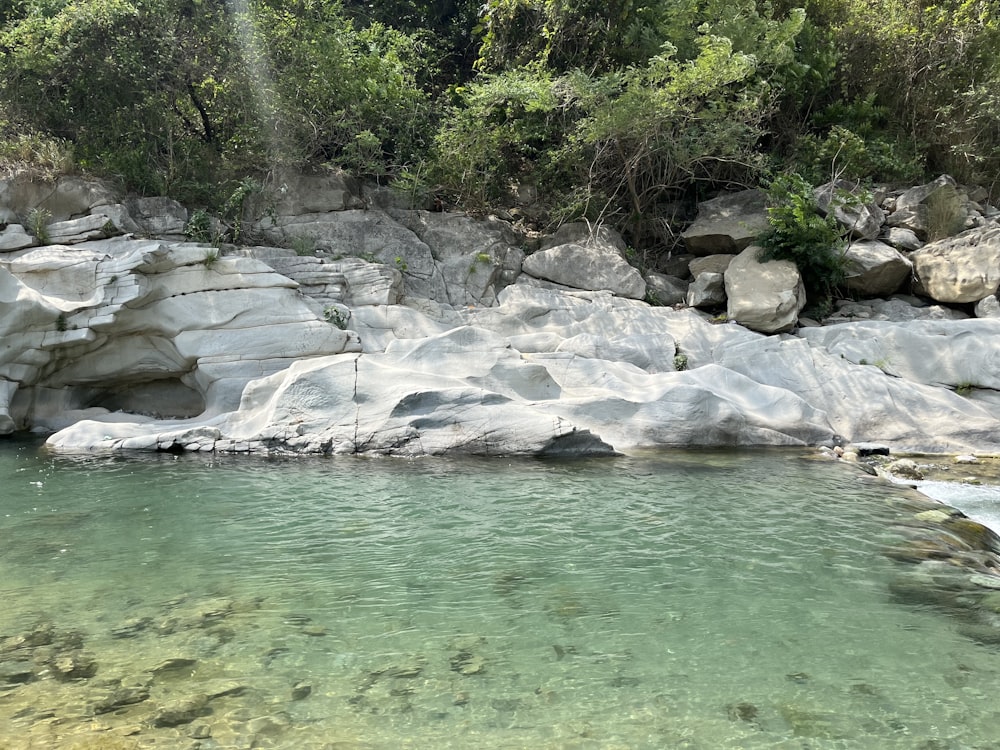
[290,235,317,256]
[26,207,52,244]
[323,306,348,329]
[673,353,689,371]
[202,249,220,268]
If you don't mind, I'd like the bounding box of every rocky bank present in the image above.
[2,170,999,456]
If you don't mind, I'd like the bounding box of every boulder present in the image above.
[271,167,364,215]
[521,242,645,299]
[259,209,448,302]
[125,197,189,239]
[686,272,726,309]
[885,227,923,252]
[391,210,526,307]
[658,253,694,278]
[814,180,885,240]
[975,294,1000,318]
[644,271,688,306]
[841,240,912,296]
[46,214,118,245]
[247,251,402,309]
[911,226,1000,303]
[681,189,769,255]
[538,222,627,254]
[888,175,971,241]
[0,224,34,252]
[725,246,805,333]
[688,254,735,277]
[0,175,116,221]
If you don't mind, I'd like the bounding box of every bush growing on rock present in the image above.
[757,172,847,311]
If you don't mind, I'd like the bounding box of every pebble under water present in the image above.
[2,440,1000,749]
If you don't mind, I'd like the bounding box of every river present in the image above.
[2,438,1000,748]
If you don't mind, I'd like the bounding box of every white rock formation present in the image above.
[797,319,1000,390]
[1,238,358,435]
[5,174,1000,457]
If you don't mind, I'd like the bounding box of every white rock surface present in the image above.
[797,319,1000,390]
[0,224,34,252]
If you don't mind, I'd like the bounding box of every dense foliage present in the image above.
[1,0,998,256]
[756,172,848,311]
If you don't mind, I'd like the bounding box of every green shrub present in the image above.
[185,209,214,244]
[757,172,847,306]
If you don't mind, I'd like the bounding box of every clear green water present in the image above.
[2,440,1000,749]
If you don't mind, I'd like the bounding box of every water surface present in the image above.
[2,440,1000,749]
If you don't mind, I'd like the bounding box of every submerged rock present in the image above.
[152,693,209,727]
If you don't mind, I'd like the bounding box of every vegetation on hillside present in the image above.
[1,0,997,263]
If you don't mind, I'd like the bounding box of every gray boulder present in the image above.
[0,224,34,252]
[842,240,912,296]
[688,254,735,277]
[885,227,923,251]
[686,272,726,309]
[644,271,687,306]
[260,209,447,302]
[271,167,364,215]
[391,210,526,307]
[888,175,971,241]
[0,175,116,221]
[125,197,189,239]
[814,180,884,240]
[725,246,805,333]
[521,242,645,299]
[46,214,118,245]
[539,222,628,254]
[975,294,1000,318]
[681,189,769,256]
